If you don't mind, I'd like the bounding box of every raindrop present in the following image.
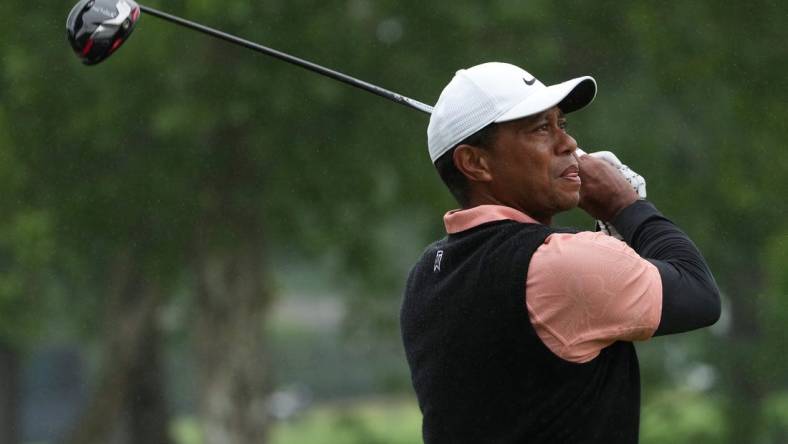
[377,18,403,44]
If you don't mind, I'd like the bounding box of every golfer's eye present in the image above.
[559,120,568,130]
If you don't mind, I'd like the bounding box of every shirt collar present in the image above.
[443,205,540,234]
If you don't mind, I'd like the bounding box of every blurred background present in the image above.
[1,0,786,443]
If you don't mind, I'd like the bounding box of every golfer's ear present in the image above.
[453,144,493,183]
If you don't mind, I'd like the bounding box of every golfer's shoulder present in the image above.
[527,231,662,360]
[533,230,652,275]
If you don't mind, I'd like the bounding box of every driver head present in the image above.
[66,0,141,65]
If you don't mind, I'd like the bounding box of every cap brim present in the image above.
[494,76,597,123]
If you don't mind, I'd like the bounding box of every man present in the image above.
[400,62,721,443]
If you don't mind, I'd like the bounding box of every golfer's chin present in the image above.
[555,177,581,202]
[556,191,581,212]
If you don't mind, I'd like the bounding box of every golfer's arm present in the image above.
[612,200,721,336]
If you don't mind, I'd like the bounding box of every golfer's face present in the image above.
[485,106,580,221]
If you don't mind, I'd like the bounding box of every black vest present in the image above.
[400,220,640,443]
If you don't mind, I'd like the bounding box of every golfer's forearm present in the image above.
[612,200,721,335]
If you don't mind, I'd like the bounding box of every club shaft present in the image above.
[138,5,434,115]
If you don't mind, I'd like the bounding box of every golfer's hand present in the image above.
[588,151,647,199]
[580,150,647,238]
[577,153,639,222]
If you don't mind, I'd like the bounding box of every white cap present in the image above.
[427,62,597,163]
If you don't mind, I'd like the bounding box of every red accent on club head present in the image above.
[110,38,124,53]
[81,38,95,57]
[131,7,140,22]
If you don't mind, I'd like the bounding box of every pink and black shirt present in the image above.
[401,200,720,443]
[444,204,662,363]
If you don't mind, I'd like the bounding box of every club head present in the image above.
[66,0,141,65]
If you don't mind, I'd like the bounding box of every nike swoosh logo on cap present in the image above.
[523,77,536,86]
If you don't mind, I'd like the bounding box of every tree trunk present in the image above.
[127,319,170,444]
[64,253,170,444]
[193,240,272,444]
[0,342,20,444]
[722,263,764,444]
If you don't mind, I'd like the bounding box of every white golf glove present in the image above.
[576,148,647,240]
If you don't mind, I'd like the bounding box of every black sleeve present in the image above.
[611,200,721,336]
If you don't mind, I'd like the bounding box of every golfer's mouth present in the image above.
[560,165,581,184]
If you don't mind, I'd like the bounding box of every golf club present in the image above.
[66,0,434,114]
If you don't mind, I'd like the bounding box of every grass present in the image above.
[171,392,739,444]
[171,397,422,444]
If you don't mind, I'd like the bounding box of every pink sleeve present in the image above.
[525,231,662,364]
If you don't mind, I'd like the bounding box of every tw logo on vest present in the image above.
[434,250,444,272]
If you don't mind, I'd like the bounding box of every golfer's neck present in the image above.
[465,194,552,226]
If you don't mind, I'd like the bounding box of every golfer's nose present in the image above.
[556,130,577,156]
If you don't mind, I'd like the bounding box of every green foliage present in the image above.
[0,0,787,441]
[763,392,788,441]
[641,391,726,444]
[270,400,421,444]
[0,102,56,344]
[0,209,55,340]
[172,399,422,444]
